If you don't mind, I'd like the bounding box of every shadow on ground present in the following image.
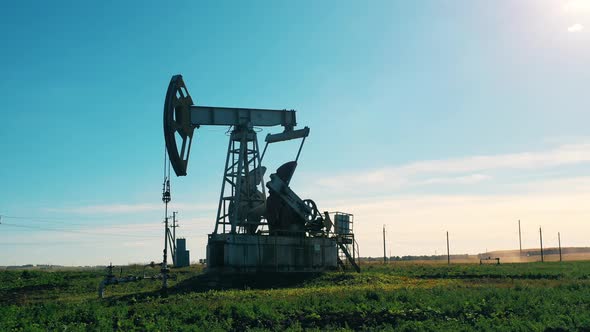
[108,272,324,303]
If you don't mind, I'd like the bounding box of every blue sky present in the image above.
[1,1,590,265]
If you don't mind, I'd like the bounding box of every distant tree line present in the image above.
[361,254,470,262]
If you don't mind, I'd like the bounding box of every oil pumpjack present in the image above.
[163,75,360,273]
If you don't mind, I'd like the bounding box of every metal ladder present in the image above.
[336,237,360,273]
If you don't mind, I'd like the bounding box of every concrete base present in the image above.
[206,233,338,273]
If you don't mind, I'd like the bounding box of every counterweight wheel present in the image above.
[303,199,325,236]
[303,199,319,222]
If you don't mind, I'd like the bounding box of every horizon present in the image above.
[3,245,589,268]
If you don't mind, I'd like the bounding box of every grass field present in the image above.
[1,261,590,331]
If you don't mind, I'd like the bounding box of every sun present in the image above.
[563,0,590,32]
[563,0,590,13]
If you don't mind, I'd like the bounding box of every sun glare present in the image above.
[564,0,590,13]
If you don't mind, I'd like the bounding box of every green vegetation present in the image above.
[1,262,590,331]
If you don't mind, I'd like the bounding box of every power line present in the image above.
[0,241,114,246]
[0,222,160,239]
[0,214,161,231]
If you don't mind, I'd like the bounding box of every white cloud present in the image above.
[300,143,590,257]
[568,23,584,32]
[18,142,590,263]
[311,143,590,193]
[121,241,149,248]
[418,174,492,185]
[323,183,590,257]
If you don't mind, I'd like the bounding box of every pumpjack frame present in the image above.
[163,75,360,274]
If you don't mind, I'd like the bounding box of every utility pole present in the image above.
[161,162,171,289]
[172,212,177,244]
[171,212,179,263]
[558,232,562,262]
[163,214,169,288]
[446,231,450,265]
[518,219,522,256]
[383,225,387,264]
[539,226,544,263]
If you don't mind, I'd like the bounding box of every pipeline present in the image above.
[98,262,175,298]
